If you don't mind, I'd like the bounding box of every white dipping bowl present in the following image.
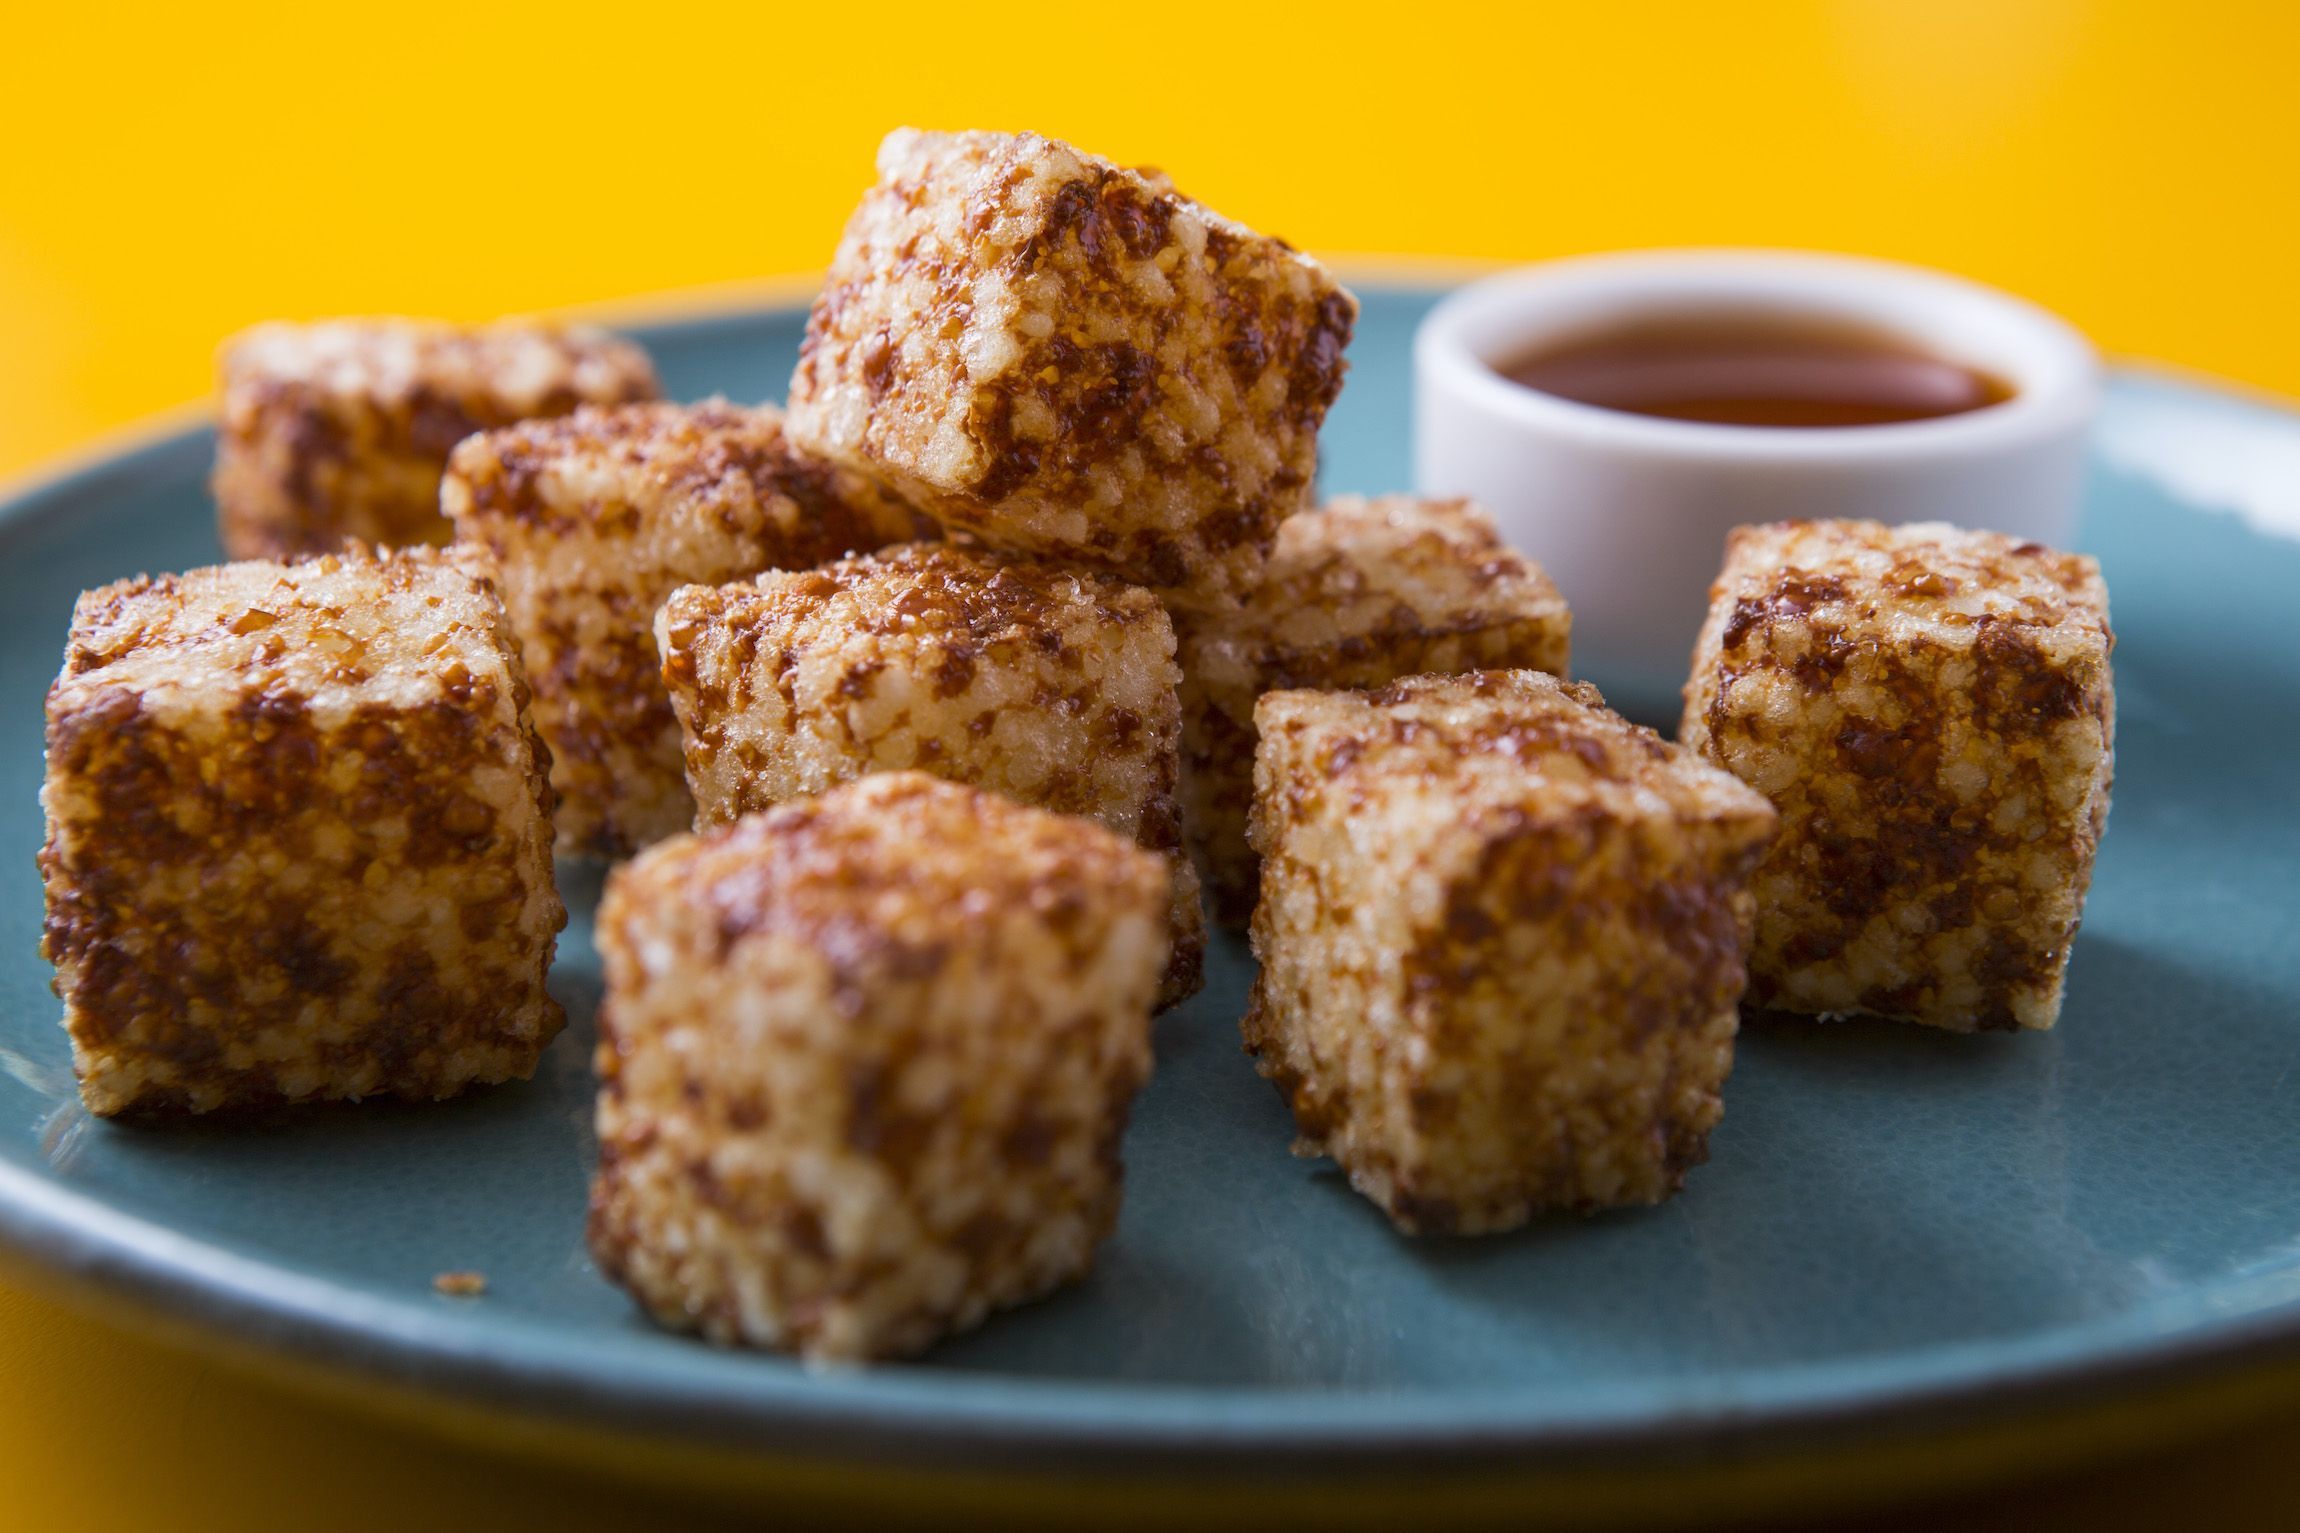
[1412,250,2100,715]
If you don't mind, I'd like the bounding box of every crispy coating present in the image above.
[443,399,930,857]
[785,128,1358,614]
[1177,494,1571,924]
[1245,671,1777,1235]
[38,545,566,1117]
[213,319,659,560]
[588,772,1167,1362]
[1680,519,2115,1032]
[656,541,1205,1006]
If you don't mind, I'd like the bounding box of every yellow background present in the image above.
[7,0,2300,483]
[2,1,2296,1526]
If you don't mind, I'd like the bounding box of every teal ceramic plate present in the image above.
[1,290,2297,1498]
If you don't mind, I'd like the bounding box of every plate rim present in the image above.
[4,292,2300,1477]
[10,1142,2300,1475]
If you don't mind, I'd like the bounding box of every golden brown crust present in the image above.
[39,545,566,1116]
[212,319,659,560]
[785,128,1357,613]
[587,772,1167,1362]
[1679,519,2115,1032]
[1176,495,1571,923]
[1244,670,1776,1235]
[443,399,929,857]
[656,541,1204,1005]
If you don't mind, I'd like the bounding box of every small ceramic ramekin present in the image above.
[1412,250,2100,713]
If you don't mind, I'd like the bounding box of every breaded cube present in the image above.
[1177,494,1572,924]
[656,541,1205,1006]
[1681,519,2115,1032]
[442,399,929,858]
[785,128,1358,613]
[38,546,566,1117]
[587,771,1167,1362]
[213,318,659,559]
[1245,670,1777,1235]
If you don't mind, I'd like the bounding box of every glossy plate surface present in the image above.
[0,291,2296,1477]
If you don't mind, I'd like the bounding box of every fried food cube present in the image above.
[1245,670,1777,1235]
[785,128,1358,614]
[38,546,566,1117]
[443,399,929,858]
[656,541,1205,1006]
[1177,494,1572,924]
[587,771,1167,1362]
[213,318,659,560]
[1680,519,2115,1032]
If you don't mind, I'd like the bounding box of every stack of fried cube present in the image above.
[38,122,2117,1370]
[586,127,1374,1354]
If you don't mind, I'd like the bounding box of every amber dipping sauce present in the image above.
[1498,314,2015,428]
